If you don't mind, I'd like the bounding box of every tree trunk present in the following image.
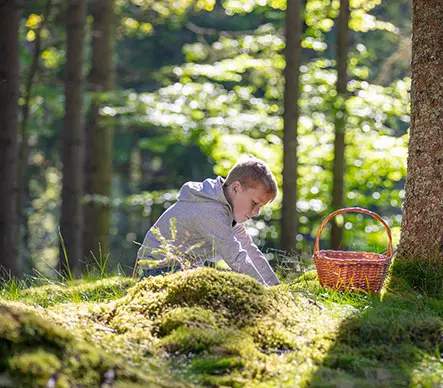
[60,0,86,275]
[281,0,302,253]
[396,0,443,260]
[17,0,52,269]
[83,0,115,262]
[0,0,20,276]
[330,0,349,249]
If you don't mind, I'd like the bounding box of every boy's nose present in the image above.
[252,208,260,217]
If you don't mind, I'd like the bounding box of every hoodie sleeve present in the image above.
[195,210,268,285]
[233,223,280,286]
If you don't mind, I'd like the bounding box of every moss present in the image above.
[162,324,258,360]
[309,366,381,388]
[162,326,227,354]
[4,265,443,387]
[109,269,349,385]
[0,302,189,387]
[190,355,245,375]
[340,310,443,351]
[288,270,321,293]
[17,276,135,307]
[8,349,61,386]
[95,268,269,345]
[100,268,268,328]
[0,306,22,342]
[245,318,296,351]
[0,304,71,351]
[159,306,225,337]
[0,303,103,386]
[162,269,267,323]
[389,256,443,298]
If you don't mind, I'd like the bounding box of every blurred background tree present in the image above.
[330,0,349,249]
[83,0,116,263]
[281,0,302,253]
[59,0,86,275]
[0,0,20,275]
[1,0,414,277]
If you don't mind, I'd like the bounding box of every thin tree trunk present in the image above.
[396,0,443,260]
[60,0,86,275]
[330,0,349,249]
[281,0,302,253]
[83,0,115,262]
[17,0,52,268]
[0,0,20,276]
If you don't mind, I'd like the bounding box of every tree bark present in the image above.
[281,0,302,253]
[330,0,349,249]
[396,0,443,260]
[17,0,52,268]
[60,0,86,275]
[83,0,115,261]
[0,0,20,275]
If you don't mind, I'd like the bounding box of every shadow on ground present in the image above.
[308,282,443,387]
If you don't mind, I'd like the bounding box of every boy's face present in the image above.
[229,181,274,223]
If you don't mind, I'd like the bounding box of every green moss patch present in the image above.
[0,303,191,387]
[2,267,443,387]
[0,303,113,387]
[389,256,443,298]
[92,268,351,386]
[15,276,135,307]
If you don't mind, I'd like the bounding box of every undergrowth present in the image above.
[0,264,442,387]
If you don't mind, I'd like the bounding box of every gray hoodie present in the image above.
[137,176,279,286]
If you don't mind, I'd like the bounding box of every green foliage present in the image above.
[109,58,408,254]
[117,0,216,24]
[20,0,412,274]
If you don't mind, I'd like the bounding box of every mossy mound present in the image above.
[96,269,308,347]
[0,302,191,388]
[0,303,115,387]
[4,268,442,387]
[91,268,350,386]
[107,268,267,322]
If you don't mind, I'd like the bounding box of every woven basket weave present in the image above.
[312,207,393,293]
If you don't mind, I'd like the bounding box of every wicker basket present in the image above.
[312,207,393,293]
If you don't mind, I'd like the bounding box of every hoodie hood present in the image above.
[177,176,231,209]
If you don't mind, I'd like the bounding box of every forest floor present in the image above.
[1,264,442,387]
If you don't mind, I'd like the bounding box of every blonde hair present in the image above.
[224,155,278,197]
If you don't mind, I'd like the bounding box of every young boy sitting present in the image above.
[136,155,279,286]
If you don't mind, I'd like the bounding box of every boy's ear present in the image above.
[232,181,241,193]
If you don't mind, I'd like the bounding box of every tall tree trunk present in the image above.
[60,0,86,275]
[17,0,52,269]
[330,0,349,249]
[396,0,443,261]
[281,0,302,253]
[0,0,20,276]
[83,0,115,261]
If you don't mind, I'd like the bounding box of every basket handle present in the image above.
[313,207,393,257]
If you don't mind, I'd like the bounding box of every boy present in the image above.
[136,156,279,286]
